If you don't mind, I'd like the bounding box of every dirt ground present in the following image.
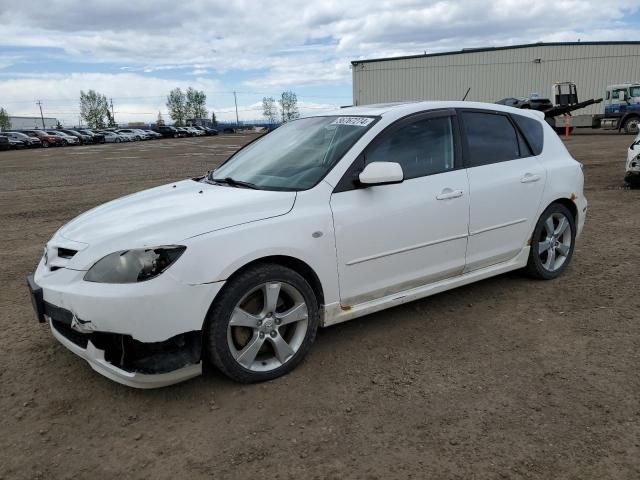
[0,132,638,480]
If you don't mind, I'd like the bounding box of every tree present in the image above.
[262,97,278,124]
[185,87,207,119]
[79,90,109,128]
[278,90,299,122]
[166,88,187,126]
[0,107,10,131]
[211,111,218,127]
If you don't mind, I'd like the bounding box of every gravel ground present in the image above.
[0,132,638,480]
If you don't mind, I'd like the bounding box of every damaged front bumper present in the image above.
[28,264,223,388]
[49,318,202,389]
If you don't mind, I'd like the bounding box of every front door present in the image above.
[330,110,470,306]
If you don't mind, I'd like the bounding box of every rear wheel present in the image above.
[115,138,121,143]
[205,264,319,383]
[41,140,49,148]
[525,203,576,280]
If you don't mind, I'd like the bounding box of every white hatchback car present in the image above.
[626,133,640,187]
[28,101,587,388]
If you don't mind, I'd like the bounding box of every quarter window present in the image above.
[461,112,520,167]
[512,114,544,156]
[365,116,455,179]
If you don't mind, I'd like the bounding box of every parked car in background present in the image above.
[132,129,156,140]
[626,133,640,187]
[186,126,203,136]
[141,129,162,139]
[5,131,42,148]
[153,125,179,138]
[77,129,105,144]
[61,129,93,145]
[99,131,127,143]
[176,127,191,137]
[8,137,27,149]
[117,129,143,141]
[46,131,79,146]
[21,130,61,148]
[27,101,587,387]
[193,126,218,136]
[0,135,10,150]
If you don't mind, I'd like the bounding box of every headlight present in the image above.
[84,246,186,283]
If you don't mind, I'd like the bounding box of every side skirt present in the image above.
[322,246,530,327]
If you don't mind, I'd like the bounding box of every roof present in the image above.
[310,100,546,121]
[351,41,640,65]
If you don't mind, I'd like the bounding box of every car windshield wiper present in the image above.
[211,176,260,189]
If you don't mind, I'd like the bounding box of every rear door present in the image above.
[459,109,546,271]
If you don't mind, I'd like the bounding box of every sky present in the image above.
[1,0,640,126]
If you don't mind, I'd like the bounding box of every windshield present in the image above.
[210,116,377,191]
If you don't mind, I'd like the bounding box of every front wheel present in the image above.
[525,203,576,280]
[205,264,319,383]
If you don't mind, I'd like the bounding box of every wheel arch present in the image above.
[219,255,325,308]
[549,197,578,223]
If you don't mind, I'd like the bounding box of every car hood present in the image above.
[55,179,296,266]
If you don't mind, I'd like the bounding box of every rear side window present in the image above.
[461,111,520,167]
[512,114,544,156]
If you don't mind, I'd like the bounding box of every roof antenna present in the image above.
[462,87,471,101]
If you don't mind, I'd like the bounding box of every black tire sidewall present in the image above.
[205,264,320,383]
[527,203,577,280]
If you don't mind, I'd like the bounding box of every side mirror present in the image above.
[358,162,404,187]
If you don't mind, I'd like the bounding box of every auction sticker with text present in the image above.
[331,117,375,127]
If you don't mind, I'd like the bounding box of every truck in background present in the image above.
[501,82,640,135]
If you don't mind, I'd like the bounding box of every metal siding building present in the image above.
[7,116,59,130]
[352,42,640,116]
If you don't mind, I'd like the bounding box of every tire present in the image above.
[62,139,68,146]
[623,117,640,135]
[204,264,320,383]
[41,140,49,148]
[525,203,576,280]
[115,138,121,143]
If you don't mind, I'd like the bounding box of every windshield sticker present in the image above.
[331,117,374,127]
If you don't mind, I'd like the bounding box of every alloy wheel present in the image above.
[227,281,309,372]
[536,212,572,272]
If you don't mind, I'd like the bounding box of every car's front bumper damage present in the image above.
[28,263,223,388]
[49,318,203,389]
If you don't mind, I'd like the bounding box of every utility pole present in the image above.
[36,100,45,129]
[110,98,115,126]
[233,91,239,126]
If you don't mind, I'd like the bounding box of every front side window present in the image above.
[365,116,455,179]
[630,86,640,98]
[211,116,377,191]
[461,112,520,167]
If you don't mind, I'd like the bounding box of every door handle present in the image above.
[436,188,463,200]
[520,173,541,183]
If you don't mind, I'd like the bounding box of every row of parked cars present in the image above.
[0,125,219,150]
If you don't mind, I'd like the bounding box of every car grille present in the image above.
[45,302,90,348]
[51,320,89,348]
